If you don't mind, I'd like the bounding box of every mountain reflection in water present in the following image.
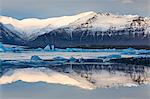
[0,62,149,89]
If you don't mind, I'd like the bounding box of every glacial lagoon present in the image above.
[0,44,150,99]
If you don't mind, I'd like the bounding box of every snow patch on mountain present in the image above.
[67,13,150,32]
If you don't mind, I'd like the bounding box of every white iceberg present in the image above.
[51,45,55,50]
[44,45,51,51]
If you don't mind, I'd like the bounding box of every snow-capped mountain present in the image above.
[0,11,94,39]
[0,11,150,48]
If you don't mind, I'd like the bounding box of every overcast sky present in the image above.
[1,0,150,19]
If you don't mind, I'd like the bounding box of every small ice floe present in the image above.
[108,54,121,58]
[51,45,55,50]
[31,55,42,61]
[44,45,51,51]
[35,48,43,51]
[136,49,150,55]
[0,42,24,52]
[69,57,78,62]
[121,48,136,55]
[66,48,73,52]
[123,47,135,51]
[121,51,136,55]
[44,44,55,51]
[0,42,6,52]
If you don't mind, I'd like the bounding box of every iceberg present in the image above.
[69,57,78,62]
[35,48,43,51]
[121,51,136,55]
[108,54,121,59]
[136,49,150,55]
[43,45,55,51]
[55,48,66,52]
[121,48,137,55]
[66,48,73,52]
[0,42,6,52]
[51,45,55,50]
[31,55,42,61]
[98,54,121,59]
[44,45,51,51]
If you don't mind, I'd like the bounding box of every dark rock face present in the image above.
[0,23,26,46]
[28,27,150,49]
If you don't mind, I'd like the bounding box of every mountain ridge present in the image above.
[0,11,150,49]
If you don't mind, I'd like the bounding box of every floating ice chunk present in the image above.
[31,55,42,61]
[66,48,73,52]
[35,48,43,51]
[51,45,55,50]
[121,48,136,55]
[55,48,66,52]
[44,45,55,51]
[72,48,83,52]
[44,45,51,51]
[98,54,121,59]
[108,54,121,58]
[69,57,78,62]
[123,48,135,51]
[136,49,150,55]
[0,42,6,52]
[125,47,135,51]
[121,51,136,55]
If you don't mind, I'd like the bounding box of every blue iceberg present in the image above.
[0,42,6,52]
[69,57,78,62]
[31,55,42,61]
[98,54,121,59]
